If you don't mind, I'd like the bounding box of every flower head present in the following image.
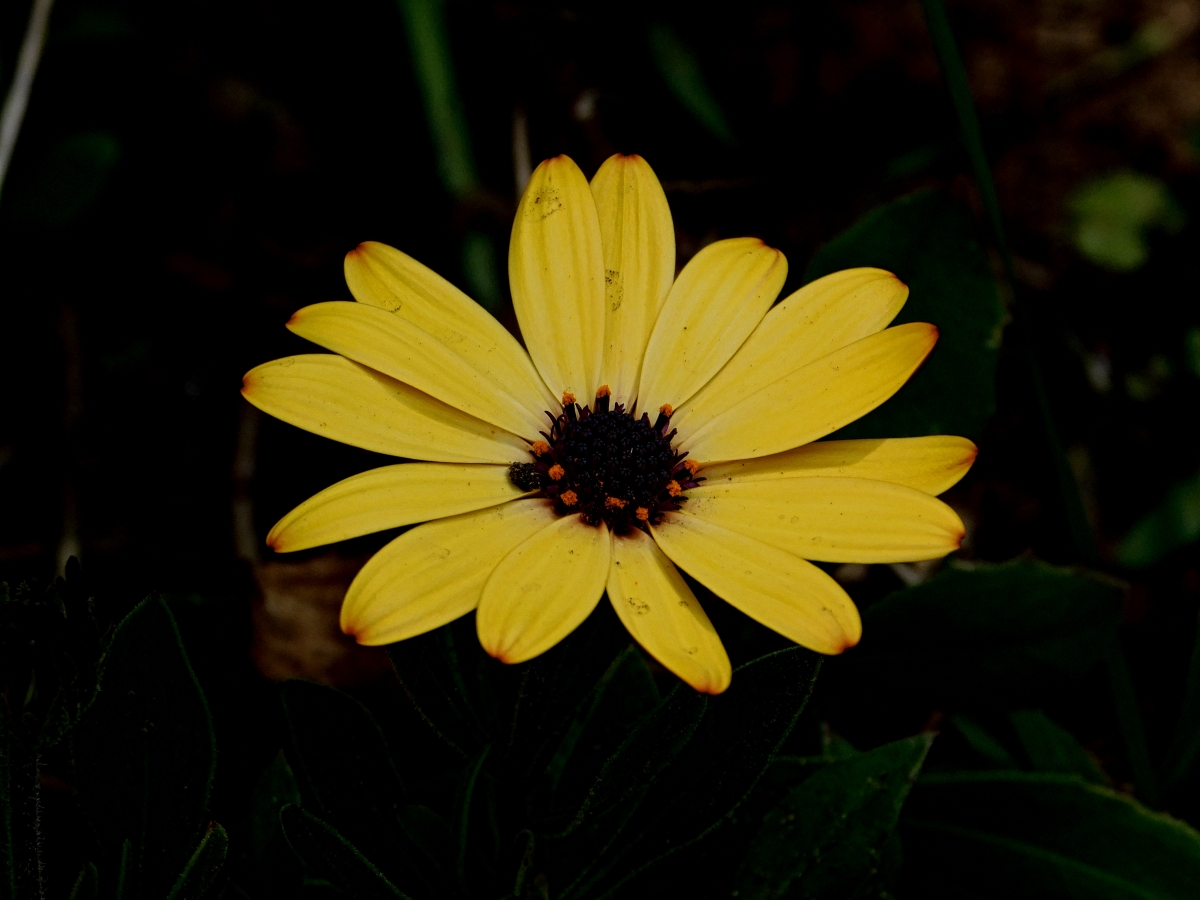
[242,154,976,694]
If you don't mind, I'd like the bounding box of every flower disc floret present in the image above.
[509,391,701,531]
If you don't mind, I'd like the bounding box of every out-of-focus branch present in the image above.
[232,402,261,565]
[0,0,56,199]
[56,306,82,574]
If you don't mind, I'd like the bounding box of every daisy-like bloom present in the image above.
[243,154,975,694]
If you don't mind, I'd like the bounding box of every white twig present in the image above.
[0,0,56,199]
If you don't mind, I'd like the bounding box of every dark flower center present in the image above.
[508,389,702,532]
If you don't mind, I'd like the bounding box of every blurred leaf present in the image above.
[1069,171,1183,272]
[805,189,1005,441]
[5,132,120,226]
[165,822,228,900]
[461,230,503,311]
[562,648,821,899]
[1116,473,1200,569]
[1162,615,1200,791]
[69,862,98,900]
[74,597,217,898]
[647,25,735,145]
[949,715,1017,768]
[398,0,477,196]
[249,752,302,861]
[735,733,933,900]
[1010,709,1108,784]
[280,805,409,900]
[836,559,1122,706]
[902,771,1200,898]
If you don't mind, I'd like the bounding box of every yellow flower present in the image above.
[243,154,975,694]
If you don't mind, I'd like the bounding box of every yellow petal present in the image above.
[345,241,557,415]
[608,529,731,694]
[267,463,526,553]
[287,301,545,439]
[683,476,965,564]
[700,436,978,496]
[638,238,787,414]
[681,322,938,463]
[476,514,611,663]
[674,268,907,437]
[651,513,860,654]
[591,154,676,406]
[509,156,605,399]
[242,354,529,464]
[343,499,558,645]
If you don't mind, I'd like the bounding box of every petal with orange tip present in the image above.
[476,514,610,664]
[681,322,938,463]
[608,528,731,694]
[683,476,965,564]
[590,154,675,407]
[241,354,529,464]
[509,156,605,400]
[342,499,557,646]
[673,268,907,436]
[638,237,787,415]
[345,241,557,417]
[650,513,861,655]
[287,301,547,440]
[700,436,978,496]
[267,463,527,553]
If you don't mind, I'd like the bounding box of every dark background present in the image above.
[4,0,1200,885]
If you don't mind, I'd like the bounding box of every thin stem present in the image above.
[1107,634,1161,807]
[0,0,56,200]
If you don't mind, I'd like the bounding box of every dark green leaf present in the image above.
[735,733,933,900]
[280,680,435,892]
[543,644,659,796]
[836,559,1121,707]
[948,715,1017,768]
[388,620,492,759]
[165,822,228,900]
[563,648,821,899]
[4,132,120,226]
[805,189,1005,441]
[249,752,302,861]
[73,597,216,899]
[279,805,409,900]
[902,771,1200,899]
[69,862,98,900]
[1010,710,1108,784]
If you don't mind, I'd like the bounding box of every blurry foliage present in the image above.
[647,24,736,147]
[2,132,119,227]
[1069,171,1185,272]
[806,189,1006,441]
[1117,474,1200,569]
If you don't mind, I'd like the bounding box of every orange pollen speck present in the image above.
[683,459,700,475]
[605,496,627,509]
[659,403,674,416]
[635,507,650,521]
[561,390,576,405]
[667,480,682,497]
[596,384,611,398]
[531,440,551,455]
[548,464,566,481]
[561,490,578,506]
